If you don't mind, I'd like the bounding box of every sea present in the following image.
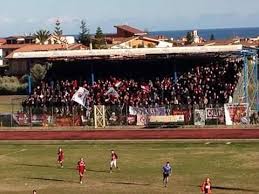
[150,27,259,40]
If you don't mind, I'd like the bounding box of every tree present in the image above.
[54,19,63,36]
[186,31,194,45]
[78,20,90,46]
[53,19,63,44]
[210,34,215,41]
[93,26,106,49]
[34,29,51,44]
[30,64,47,83]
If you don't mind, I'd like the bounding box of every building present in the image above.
[0,38,6,66]
[105,25,172,48]
[5,36,35,44]
[5,43,86,75]
[36,34,75,45]
[0,34,78,73]
[114,25,147,37]
[110,36,172,49]
[106,25,147,45]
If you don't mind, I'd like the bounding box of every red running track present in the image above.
[0,129,259,140]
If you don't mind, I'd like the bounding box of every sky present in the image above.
[0,0,259,36]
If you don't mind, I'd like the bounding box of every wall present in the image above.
[8,59,28,75]
[117,29,134,38]
[0,49,3,66]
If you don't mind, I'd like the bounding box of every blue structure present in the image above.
[240,48,259,111]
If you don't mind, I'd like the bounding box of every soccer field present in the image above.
[0,141,259,194]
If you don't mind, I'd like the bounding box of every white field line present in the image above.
[0,149,27,158]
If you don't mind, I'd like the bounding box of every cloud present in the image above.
[0,16,15,24]
[25,18,39,24]
[46,16,81,25]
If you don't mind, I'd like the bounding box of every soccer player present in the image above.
[201,177,212,194]
[32,190,37,194]
[162,161,172,187]
[77,158,86,184]
[57,147,64,168]
[110,150,119,173]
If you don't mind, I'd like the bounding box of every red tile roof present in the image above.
[0,44,32,49]
[204,39,239,46]
[146,35,169,41]
[114,25,146,35]
[5,44,87,59]
[0,38,6,45]
[12,44,86,52]
[141,36,160,43]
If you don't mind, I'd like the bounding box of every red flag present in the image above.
[141,85,150,93]
[115,81,122,88]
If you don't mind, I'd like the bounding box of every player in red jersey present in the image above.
[77,158,86,184]
[57,147,64,168]
[110,150,119,173]
[201,177,212,194]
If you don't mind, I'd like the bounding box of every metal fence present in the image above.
[0,102,257,128]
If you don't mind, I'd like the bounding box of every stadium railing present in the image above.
[0,103,257,128]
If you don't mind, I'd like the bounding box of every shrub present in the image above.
[0,76,27,94]
[30,64,47,83]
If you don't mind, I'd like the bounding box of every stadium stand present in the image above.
[22,58,243,116]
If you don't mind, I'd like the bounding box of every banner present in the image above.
[148,115,185,123]
[194,109,205,126]
[205,108,224,120]
[129,106,166,116]
[13,113,30,126]
[13,113,49,126]
[224,103,249,125]
[137,114,148,126]
[72,87,89,107]
[31,114,48,126]
[172,110,191,124]
[127,115,137,125]
[130,106,167,126]
[55,116,82,127]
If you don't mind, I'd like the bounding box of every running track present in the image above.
[0,128,259,140]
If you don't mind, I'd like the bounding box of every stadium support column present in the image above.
[28,74,32,94]
[91,63,95,85]
[27,59,32,94]
[173,63,177,84]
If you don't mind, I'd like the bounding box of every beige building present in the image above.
[110,36,172,49]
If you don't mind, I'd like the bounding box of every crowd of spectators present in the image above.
[22,58,243,116]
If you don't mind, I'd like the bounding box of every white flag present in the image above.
[105,87,119,98]
[72,87,89,107]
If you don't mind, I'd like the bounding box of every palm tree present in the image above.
[34,29,51,44]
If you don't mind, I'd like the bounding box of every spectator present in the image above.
[109,112,118,125]
[22,58,243,114]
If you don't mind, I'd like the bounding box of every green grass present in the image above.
[0,141,259,194]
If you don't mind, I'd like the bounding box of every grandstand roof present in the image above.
[7,45,244,60]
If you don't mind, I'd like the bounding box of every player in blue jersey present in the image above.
[162,161,172,187]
